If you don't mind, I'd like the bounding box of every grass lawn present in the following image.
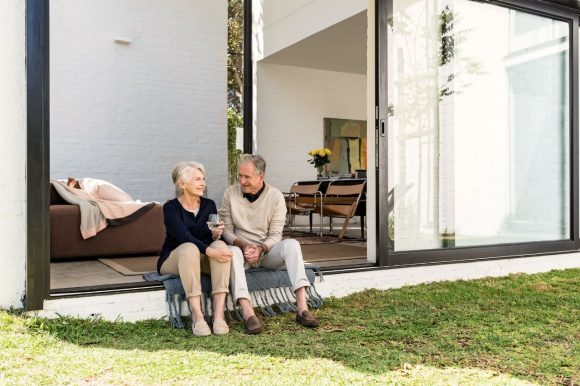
[1,269,578,385]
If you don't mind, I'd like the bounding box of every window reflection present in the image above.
[387,1,570,251]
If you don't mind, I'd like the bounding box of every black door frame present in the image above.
[24,0,580,310]
[26,0,50,311]
[376,0,580,266]
[243,0,253,154]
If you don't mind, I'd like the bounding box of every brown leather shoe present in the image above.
[296,310,319,328]
[244,315,263,334]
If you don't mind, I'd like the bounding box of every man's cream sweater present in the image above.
[219,183,287,250]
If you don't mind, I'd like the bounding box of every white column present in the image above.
[0,0,27,309]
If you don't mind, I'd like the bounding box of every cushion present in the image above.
[78,178,134,202]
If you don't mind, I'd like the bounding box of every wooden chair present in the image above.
[284,181,322,232]
[313,179,366,240]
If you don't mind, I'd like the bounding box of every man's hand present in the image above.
[205,247,233,263]
[243,244,262,264]
[233,237,249,251]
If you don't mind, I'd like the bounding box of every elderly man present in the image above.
[219,154,319,334]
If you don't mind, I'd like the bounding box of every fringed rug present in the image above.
[144,266,323,329]
[99,255,157,276]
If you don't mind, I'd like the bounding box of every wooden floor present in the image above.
[50,226,372,292]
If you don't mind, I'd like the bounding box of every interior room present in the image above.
[49,0,374,294]
[255,2,373,270]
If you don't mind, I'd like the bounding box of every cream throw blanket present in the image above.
[51,178,156,239]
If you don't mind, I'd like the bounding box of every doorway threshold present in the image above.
[51,281,163,298]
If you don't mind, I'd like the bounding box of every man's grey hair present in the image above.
[171,161,206,197]
[239,154,266,175]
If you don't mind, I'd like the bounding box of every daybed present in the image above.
[49,183,165,260]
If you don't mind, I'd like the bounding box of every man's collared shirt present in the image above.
[243,183,265,203]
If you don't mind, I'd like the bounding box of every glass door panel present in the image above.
[387,0,570,252]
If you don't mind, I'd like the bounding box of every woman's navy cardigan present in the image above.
[157,197,217,273]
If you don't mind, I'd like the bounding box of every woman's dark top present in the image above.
[157,197,217,273]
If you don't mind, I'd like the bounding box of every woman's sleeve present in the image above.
[210,200,218,215]
[163,203,210,254]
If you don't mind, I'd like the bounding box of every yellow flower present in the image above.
[308,148,331,158]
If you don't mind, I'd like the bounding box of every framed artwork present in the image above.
[323,118,367,176]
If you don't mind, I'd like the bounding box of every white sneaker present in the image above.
[191,319,211,337]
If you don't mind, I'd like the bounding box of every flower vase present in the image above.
[316,165,324,179]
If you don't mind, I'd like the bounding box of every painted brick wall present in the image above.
[0,0,26,309]
[255,63,367,193]
[50,0,228,204]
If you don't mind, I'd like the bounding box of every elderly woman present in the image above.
[158,161,233,336]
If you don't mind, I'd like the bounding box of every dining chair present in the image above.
[313,179,366,240]
[284,181,322,232]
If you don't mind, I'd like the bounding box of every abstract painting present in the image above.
[323,118,367,177]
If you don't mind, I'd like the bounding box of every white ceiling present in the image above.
[260,11,367,75]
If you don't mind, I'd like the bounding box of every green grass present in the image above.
[1,269,578,385]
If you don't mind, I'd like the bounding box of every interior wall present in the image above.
[0,0,26,308]
[255,63,366,193]
[50,0,228,203]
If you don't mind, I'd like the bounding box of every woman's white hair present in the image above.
[171,161,206,197]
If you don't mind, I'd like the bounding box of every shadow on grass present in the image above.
[22,269,580,385]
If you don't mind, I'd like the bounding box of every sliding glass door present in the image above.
[377,0,579,264]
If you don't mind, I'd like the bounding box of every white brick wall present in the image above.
[0,0,26,309]
[50,0,228,204]
[256,63,367,192]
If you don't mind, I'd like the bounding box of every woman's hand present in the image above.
[211,223,225,240]
[205,246,233,263]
